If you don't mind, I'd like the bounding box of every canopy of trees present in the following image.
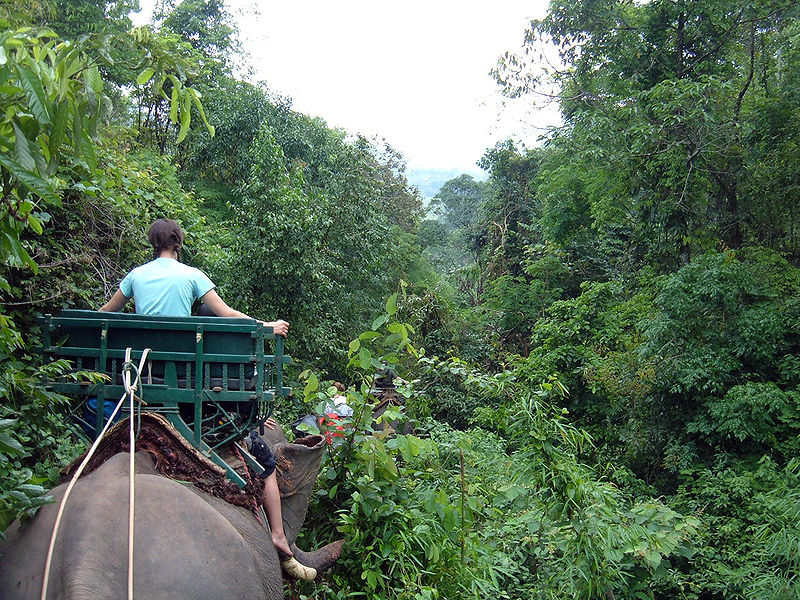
[2,1,799,599]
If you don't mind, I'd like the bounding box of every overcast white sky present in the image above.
[135,1,559,175]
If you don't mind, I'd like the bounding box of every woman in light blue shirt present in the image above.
[99,219,313,579]
[100,218,288,336]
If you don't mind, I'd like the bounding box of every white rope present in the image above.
[40,347,150,600]
[122,347,147,600]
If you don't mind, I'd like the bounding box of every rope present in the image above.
[122,347,148,600]
[40,347,150,600]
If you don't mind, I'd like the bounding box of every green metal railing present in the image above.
[40,309,292,487]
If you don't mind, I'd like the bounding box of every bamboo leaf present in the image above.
[16,65,51,125]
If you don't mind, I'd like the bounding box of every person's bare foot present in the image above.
[271,530,292,558]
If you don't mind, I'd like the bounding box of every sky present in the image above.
[134,1,560,178]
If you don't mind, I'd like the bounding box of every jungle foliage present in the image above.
[2,1,800,599]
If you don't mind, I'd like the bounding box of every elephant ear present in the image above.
[260,422,288,448]
[273,436,325,496]
[271,434,326,545]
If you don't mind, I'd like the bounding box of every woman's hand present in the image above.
[261,319,289,337]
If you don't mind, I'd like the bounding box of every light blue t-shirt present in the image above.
[119,258,215,317]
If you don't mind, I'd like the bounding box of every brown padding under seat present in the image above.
[61,412,258,512]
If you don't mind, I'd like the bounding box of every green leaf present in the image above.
[16,484,45,495]
[77,128,96,172]
[365,569,377,588]
[16,65,51,125]
[358,347,372,370]
[170,83,179,123]
[406,435,421,456]
[303,372,319,396]
[1,232,37,269]
[11,121,35,171]
[136,67,155,85]
[176,92,191,143]
[0,432,24,454]
[371,314,388,330]
[386,293,398,315]
[8,490,31,505]
[27,213,43,234]
[48,99,69,161]
[84,65,102,96]
[349,338,360,354]
[0,156,59,204]
[190,89,214,137]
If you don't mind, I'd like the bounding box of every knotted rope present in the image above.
[41,347,150,600]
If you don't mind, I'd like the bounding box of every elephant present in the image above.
[0,414,342,600]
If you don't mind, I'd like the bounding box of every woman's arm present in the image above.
[200,289,289,337]
[99,289,130,312]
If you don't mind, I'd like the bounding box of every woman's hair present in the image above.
[148,218,184,260]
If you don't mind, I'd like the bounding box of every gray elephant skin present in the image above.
[0,422,342,600]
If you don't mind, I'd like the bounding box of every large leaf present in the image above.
[0,155,59,204]
[84,65,102,97]
[94,36,114,65]
[136,67,155,85]
[386,293,398,316]
[0,432,25,455]
[77,127,96,172]
[169,76,180,123]
[176,92,191,143]
[47,99,69,166]
[0,231,38,270]
[11,121,35,171]
[190,89,214,137]
[16,64,51,125]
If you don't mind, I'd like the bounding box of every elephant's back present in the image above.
[0,452,280,600]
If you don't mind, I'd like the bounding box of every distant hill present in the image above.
[407,167,487,206]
